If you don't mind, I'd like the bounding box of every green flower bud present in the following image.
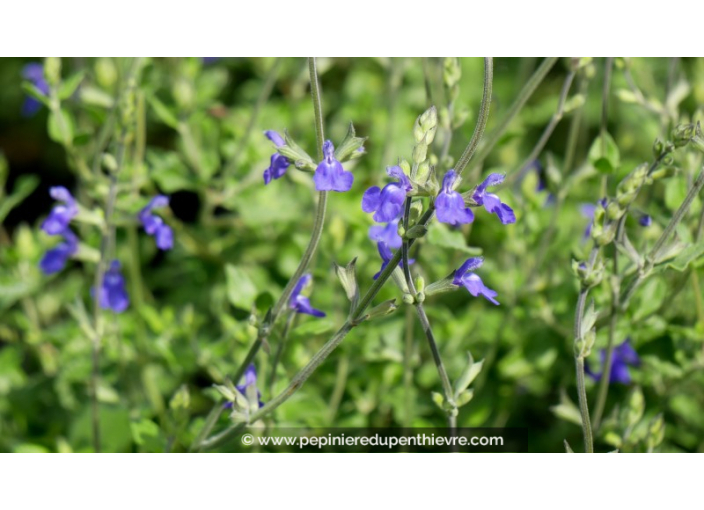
[672,123,695,147]
[646,413,665,451]
[101,153,118,173]
[95,58,118,89]
[412,142,428,164]
[333,258,360,312]
[415,275,425,293]
[44,57,61,87]
[173,78,195,111]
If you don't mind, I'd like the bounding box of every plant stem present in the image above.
[506,69,576,187]
[470,57,558,180]
[593,216,625,430]
[403,304,415,426]
[268,312,296,394]
[455,57,493,177]
[401,199,456,430]
[573,247,598,453]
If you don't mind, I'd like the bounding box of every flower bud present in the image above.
[44,57,61,87]
[672,123,695,147]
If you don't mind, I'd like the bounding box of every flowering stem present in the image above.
[470,57,558,180]
[192,57,329,451]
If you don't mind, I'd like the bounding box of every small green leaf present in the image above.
[588,131,620,174]
[666,241,704,271]
[148,95,180,129]
[0,175,39,223]
[47,109,74,145]
[59,71,86,100]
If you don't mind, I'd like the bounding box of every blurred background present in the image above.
[1,57,703,452]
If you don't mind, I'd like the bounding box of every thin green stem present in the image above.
[268,312,296,394]
[573,247,598,453]
[403,304,415,426]
[506,69,576,187]
[455,57,494,177]
[470,57,558,180]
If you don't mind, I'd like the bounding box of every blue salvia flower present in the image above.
[263,130,290,185]
[373,241,413,280]
[361,166,412,222]
[39,228,78,275]
[369,218,402,249]
[436,170,474,226]
[138,195,173,250]
[289,274,326,317]
[223,364,264,409]
[313,140,353,192]
[98,260,130,313]
[639,214,652,227]
[472,173,516,225]
[586,338,640,384]
[452,257,499,305]
[41,186,78,235]
[21,63,49,117]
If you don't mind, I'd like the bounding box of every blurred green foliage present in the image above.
[1,57,703,452]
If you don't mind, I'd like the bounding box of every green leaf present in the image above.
[426,222,482,255]
[588,131,620,174]
[666,241,704,271]
[0,174,39,223]
[21,83,50,107]
[148,95,180,129]
[47,109,74,145]
[225,265,258,310]
[59,71,86,100]
[664,177,687,211]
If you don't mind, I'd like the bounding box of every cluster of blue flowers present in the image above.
[360,165,516,305]
[39,187,173,314]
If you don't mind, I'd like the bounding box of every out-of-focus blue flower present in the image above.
[452,257,499,305]
[586,338,640,384]
[436,170,474,226]
[289,274,326,317]
[223,364,264,410]
[472,173,516,225]
[639,215,652,227]
[369,218,402,249]
[41,186,78,235]
[138,195,173,250]
[98,260,130,313]
[580,199,607,239]
[314,140,353,192]
[263,130,291,185]
[362,166,412,223]
[373,241,413,280]
[39,228,78,275]
[201,57,220,65]
[21,63,49,117]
